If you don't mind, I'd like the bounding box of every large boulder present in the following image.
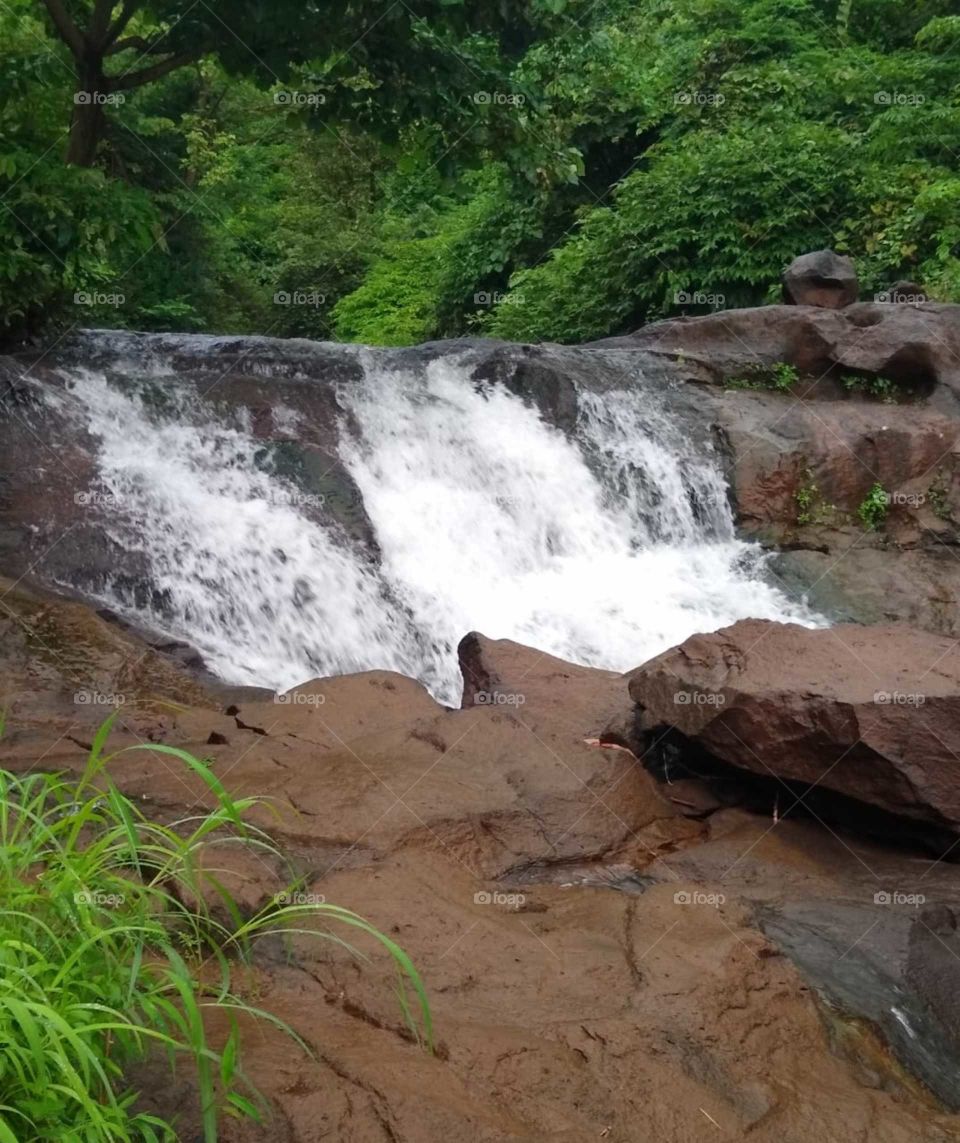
[629,619,960,834]
[782,249,858,308]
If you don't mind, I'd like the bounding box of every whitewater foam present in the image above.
[59,352,818,704]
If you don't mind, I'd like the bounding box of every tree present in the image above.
[39,0,201,165]
[36,0,543,167]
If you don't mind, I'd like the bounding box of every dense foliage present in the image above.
[1,0,958,344]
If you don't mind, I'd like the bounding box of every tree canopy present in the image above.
[1,0,958,343]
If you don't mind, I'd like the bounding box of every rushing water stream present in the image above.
[56,346,817,704]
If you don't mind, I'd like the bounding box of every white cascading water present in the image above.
[59,354,817,704]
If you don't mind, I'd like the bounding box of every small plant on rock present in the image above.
[771,361,799,391]
[840,373,898,403]
[795,471,819,525]
[928,474,951,521]
[794,468,843,527]
[726,361,798,392]
[858,483,890,530]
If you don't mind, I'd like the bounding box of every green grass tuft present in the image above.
[0,713,431,1140]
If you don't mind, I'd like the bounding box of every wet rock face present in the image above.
[782,249,859,309]
[629,618,960,836]
[593,300,960,639]
[0,330,720,622]
[0,345,377,624]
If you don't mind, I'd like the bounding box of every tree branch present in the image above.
[108,51,198,90]
[105,35,168,56]
[105,0,141,46]
[40,0,86,59]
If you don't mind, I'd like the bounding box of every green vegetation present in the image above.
[2,1,959,344]
[795,471,819,525]
[928,474,951,520]
[840,373,899,402]
[858,482,890,529]
[794,466,843,526]
[727,361,799,392]
[0,714,430,1140]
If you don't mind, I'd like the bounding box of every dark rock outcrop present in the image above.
[590,301,960,638]
[782,249,859,309]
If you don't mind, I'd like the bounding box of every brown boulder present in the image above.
[629,619,960,833]
[782,249,859,308]
[457,630,638,743]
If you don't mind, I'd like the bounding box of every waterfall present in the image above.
[56,347,817,705]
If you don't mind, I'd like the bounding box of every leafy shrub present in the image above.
[332,234,448,345]
[486,122,863,342]
[0,157,160,338]
[858,483,890,529]
[331,164,548,345]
